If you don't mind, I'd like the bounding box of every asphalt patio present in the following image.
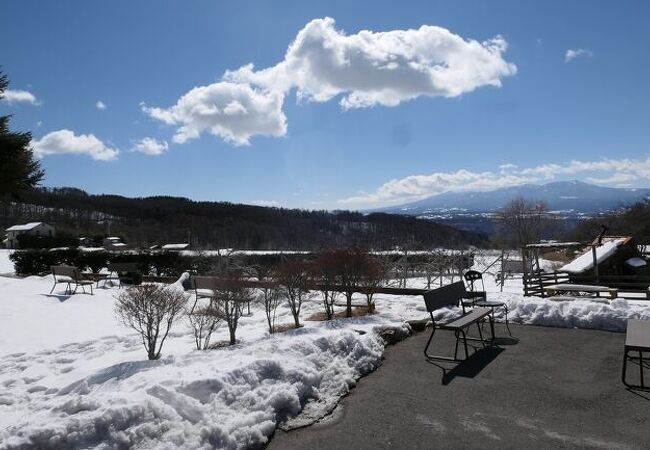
[269,323,649,449]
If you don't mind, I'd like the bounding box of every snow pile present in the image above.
[0,249,15,274]
[468,291,650,332]
[0,325,395,449]
[0,273,410,449]
[560,239,625,274]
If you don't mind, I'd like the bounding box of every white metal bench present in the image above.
[622,319,650,389]
[544,283,618,299]
[50,265,94,295]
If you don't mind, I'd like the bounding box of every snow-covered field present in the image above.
[1,254,650,449]
[0,249,15,275]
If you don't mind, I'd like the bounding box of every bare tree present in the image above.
[276,260,311,328]
[360,254,388,309]
[115,284,187,360]
[210,270,254,345]
[312,251,341,320]
[256,265,282,333]
[420,250,448,289]
[497,197,553,247]
[186,295,221,350]
[328,247,368,318]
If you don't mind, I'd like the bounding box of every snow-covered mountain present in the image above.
[377,181,650,216]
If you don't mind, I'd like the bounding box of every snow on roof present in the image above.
[560,239,626,274]
[525,242,583,249]
[162,243,190,250]
[111,242,128,248]
[105,237,121,241]
[6,222,44,232]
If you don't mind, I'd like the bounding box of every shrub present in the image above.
[187,297,221,350]
[114,284,187,360]
[10,248,81,275]
[16,232,79,249]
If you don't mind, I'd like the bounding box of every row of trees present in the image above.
[115,248,391,359]
[4,186,487,250]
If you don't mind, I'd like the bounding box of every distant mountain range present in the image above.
[372,181,650,234]
[377,181,650,217]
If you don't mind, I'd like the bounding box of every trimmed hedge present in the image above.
[9,250,219,277]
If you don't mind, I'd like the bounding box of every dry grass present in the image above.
[306,304,376,322]
[272,323,302,333]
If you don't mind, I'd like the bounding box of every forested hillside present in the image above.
[567,200,650,243]
[1,187,486,250]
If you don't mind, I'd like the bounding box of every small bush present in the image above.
[115,284,187,360]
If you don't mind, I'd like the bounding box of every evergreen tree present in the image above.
[0,71,44,200]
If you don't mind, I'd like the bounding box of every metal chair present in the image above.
[463,270,512,337]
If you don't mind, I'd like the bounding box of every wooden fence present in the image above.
[523,271,650,299]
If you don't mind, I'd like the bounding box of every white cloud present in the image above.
[145,17,516,145]
[96,100,107,110]
[141,82,287,146]
[338,155,650,207]
[229,17,517,109]
[2,89,40,105]
[585,172,637,186]
[565,48,593,63]
[32,129,119,161]
[131,137,169,156]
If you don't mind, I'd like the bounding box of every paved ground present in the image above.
[268,324,650,449]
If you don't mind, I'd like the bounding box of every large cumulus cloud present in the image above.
[144,17,516,145]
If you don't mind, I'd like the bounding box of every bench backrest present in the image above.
[502,259,525,273]
[422,281,468,312]
[51,265,80,280]
[191,276,217,290]
[108,262,140,273]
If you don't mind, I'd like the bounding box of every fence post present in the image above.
[591,245,599,284]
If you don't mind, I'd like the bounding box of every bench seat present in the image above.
[544,283,618,299]
[441,307,491,330]
[622,319,650,389]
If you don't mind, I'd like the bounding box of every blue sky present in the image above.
[1,0,649,209]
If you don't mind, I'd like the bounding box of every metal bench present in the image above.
[622,319,650,389]
[50,265,94,295]
[189,275,252,316]
[97,262,141,288]
[544,283,618,299]
[422,281,493,361]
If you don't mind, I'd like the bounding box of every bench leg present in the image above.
[423,326,437,359]
[504,305,512,337]
[622,348,629,387]
[425,326,467,362]
[622,347,648,389]
[459,329,469,359]
[641,351,645,388]
[50,283,56,294]
[476,322,486,348]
